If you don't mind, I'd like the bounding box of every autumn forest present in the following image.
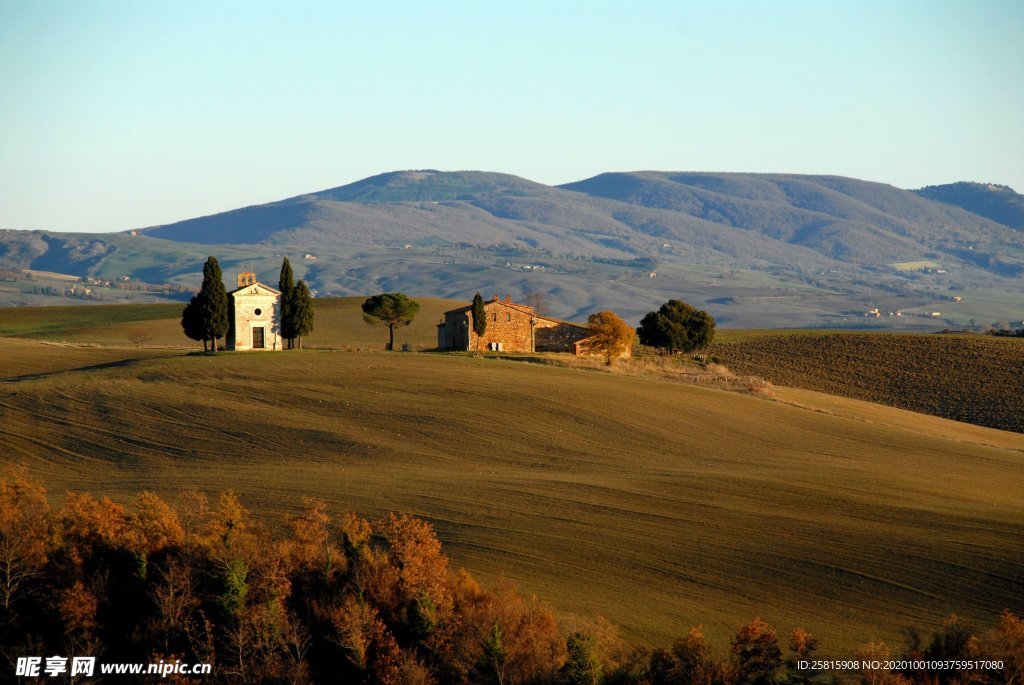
[2,467,1021,685]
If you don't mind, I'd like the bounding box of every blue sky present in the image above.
[1,0,1022,233]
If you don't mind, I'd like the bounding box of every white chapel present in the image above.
[226,271,282,351]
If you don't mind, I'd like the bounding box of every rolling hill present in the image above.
[1,336,1022,656]
[0,297,459,350]
[2,170,1022,328]
[710,331,1024,433]
[6,298,1021,435]
[915,181,1024,231]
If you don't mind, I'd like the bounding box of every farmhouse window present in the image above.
[506,312,511,321]
[492,312,497,322]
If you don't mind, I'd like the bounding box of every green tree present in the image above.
[471,292,487,356]
[361,293,420,351]
[560,631,603,685]
[181,295,207,351]
[637,299,715,353]
[289,280,315,349]
[197,257,229,352]
[279,257,296,349]
[479,621,508,685]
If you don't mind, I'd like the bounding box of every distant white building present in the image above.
[226,271,282,351]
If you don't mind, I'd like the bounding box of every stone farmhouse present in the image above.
[226,271,282,351]
[437,294,592,353]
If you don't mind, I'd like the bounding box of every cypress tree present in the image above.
[198,256,229,352]
[279,257,296,349]
[471,292,486,356]
[291,280,315,349]
[181,295,207,351]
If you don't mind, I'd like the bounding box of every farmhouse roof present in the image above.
[444,297,535,317]
[441,297,588,330]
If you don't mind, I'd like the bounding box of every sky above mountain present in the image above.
[1,0,1022,233]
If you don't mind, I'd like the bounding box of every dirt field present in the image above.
[2,339,1021,655]
[710,332,1024,432]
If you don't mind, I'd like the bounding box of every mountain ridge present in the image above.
[2,170,1022,328]
[134,169,1024,270]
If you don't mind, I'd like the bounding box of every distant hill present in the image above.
[133,170,1024,276]
[914,181,1024,231]
[2,170,1022,327]
[561,171,1022,268]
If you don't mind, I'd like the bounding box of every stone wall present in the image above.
[468,302,535,352]
[438,297,590,353]
[441,311,470,350]
[534,319,590,352]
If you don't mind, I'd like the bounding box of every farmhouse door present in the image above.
[252,327,265,349]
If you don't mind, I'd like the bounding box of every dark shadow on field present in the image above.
[488,355,551,365]
[0,357,146,383]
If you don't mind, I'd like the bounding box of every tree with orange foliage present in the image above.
[994,610,1024,685]
[127,491,184,578]
[786,627,823,685]
[210,491,248,549]
[581,310,635,364]
[439,579,562,685]
[330,594,378,671]
[284,497,341,579]
[0,466,51,611]
[855,641,909,685]
[174,489,210,547]
[647,626,721,685]
[673,626,720,685]
[58,579,103,659]
[731,617,782,685]
[62,492,130,554]
[375,512,454,638]
[328,594,410,684]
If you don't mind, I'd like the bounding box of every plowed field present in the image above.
[710,333,1024,432]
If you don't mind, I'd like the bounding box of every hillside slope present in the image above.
[710,332,1024,433]
[0,297,460,350]
[1,345,1021,652]
[915,182,1024,231]
[3,301,1019,434]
